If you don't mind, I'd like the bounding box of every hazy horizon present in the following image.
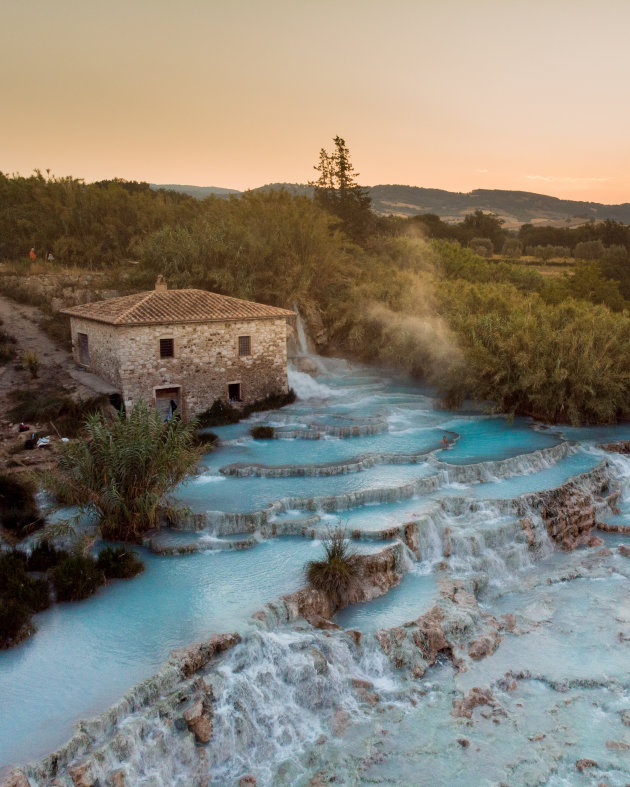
[3,0,629,203]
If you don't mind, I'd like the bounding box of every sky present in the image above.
[2,0,629,203]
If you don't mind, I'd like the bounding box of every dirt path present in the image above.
[0,294,117,473]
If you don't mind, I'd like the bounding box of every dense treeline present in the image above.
[518,220,630,254]
[0,171,199,266]
[3,170,630,424]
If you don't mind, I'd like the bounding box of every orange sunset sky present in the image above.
[2,0,629,203]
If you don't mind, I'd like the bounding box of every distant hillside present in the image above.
[151,182,630,228]
[251,182,313,197]
[368,186,630,228]
[150,184,240,199]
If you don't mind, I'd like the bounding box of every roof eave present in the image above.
[61,312,296,326]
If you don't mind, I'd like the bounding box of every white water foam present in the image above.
[287,366,341,400]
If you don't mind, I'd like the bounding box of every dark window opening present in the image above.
[160,338,174,358]
[109,393,124,414]
[238,335,251,356]
[78,332,89,365]
[228,383,242,403]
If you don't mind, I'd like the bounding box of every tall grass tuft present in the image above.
[306,528,361,611]
[44,400,201,542]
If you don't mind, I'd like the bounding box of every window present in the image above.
[238,335,251,356]
[160,338,174,358]
[78,333,89,366]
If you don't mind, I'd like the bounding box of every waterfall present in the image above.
[289,305,329,378]
[287,366,339,400]
[294,308,314,355]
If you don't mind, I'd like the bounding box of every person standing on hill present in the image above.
[29,248,36,261]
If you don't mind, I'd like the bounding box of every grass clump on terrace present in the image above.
[306,528,361,611]
[44,400,201,542]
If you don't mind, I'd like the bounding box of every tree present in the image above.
[460,210,506,251]
[574,240,605,261]
[309,136,372,241]
[468,237,493,258]
[501,238,522,258]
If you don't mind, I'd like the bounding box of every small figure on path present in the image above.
[47,251,54,262]
[29,248,36,261]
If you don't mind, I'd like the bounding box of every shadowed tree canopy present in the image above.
[309,136,373,241]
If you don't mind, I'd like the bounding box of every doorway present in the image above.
[78,333,89,366]
[155,386,181,421]
[228,383,242,403]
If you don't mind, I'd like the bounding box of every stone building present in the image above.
[61,277,295,420]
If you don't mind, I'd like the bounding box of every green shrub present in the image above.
[96,546,144,579]
[0,329,16,366]
[26,540,68,572]
[23,350,40,379]
[0,599,33,648]
[243,389,296,416]
[197,399,240,427]
[501,239,522,259]
[0,473,44,537]
[468,238,493,258]
[197,389,296,428]
[45,401,201,541]
[250,425,275,439]
[51,554,105,601]
[195,431,219,448]
[0,552,50,612]
[0,551,28,591]
[40,313,72,350]
[306,529,361,611]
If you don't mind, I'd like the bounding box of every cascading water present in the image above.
[3,348,630,785]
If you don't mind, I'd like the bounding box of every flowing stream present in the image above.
[2,355,630,785]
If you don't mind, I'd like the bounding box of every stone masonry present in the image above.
[115,318,290,417]
[63,282,294,420]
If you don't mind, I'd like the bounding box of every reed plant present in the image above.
[44,400,201,542]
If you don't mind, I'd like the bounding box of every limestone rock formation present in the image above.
[171,632,242,678]
[451,687,496,719]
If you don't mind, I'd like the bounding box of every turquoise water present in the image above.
[2,357,630,780]
[0,538,312,766]
[439,450,601,500]
[210,427,446,469]
[437,416,560,464]
[335,567,440,632]
[176,462,438,514]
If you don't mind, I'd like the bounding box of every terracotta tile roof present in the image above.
[60,289,295,326]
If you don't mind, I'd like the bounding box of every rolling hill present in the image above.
[151,182,630,228]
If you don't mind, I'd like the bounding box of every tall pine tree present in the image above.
[309,136,372,242]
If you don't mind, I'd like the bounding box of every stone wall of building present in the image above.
[115,317,290,418]
[69,317,122,390]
